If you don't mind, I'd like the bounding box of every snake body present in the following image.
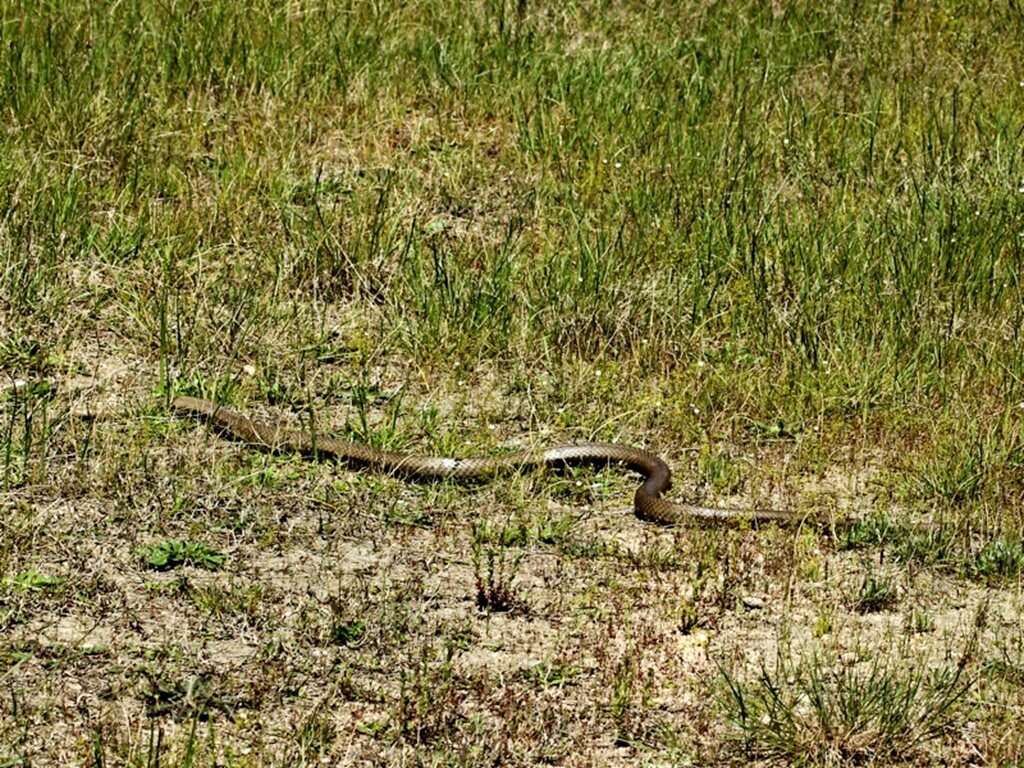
[172,395,807,526]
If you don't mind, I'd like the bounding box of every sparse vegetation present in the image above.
[720,643,974,764]
[2,0,1023,764]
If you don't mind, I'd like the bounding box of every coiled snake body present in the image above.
[172,395,808,526]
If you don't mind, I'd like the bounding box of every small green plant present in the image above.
[840,516,958,570]
[677,598,702,635]
[839,513,902,550]
[3,569,61,591]
[140,540,225,571]
[534,512,576,546]
[852,573,899,613]
[394,644,464,745]
[526,661,580,689]
[292,702,337,761]
[910,436,988,506]
[0,336,55,374]
[473,518,531,548]
[472,546,523,613]
[343,360,410,451]
[331,620,367,647]
[906,608,935,635]
[609,654,638,724]
[470,523,525,614]
[971,537,1024,581]
[812,610,833,638]
[607,649,654,747]
[143,576,190,596]
[355,719,388,738]
[697,446,745,495]
[890,526,959,569]
[189,581,263,620]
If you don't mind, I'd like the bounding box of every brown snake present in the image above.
[172,395,816,527]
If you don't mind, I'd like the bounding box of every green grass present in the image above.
[2,0,1023,764]
[720,642,974,764]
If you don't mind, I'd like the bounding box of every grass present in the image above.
[720,642,975,765]
[1,0,1023,764]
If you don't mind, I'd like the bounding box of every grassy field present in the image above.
[2,0,1024,764]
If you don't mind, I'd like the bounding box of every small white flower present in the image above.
[783,138,790,146]
[614,162,622,169]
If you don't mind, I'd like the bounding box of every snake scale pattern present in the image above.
[173,395,810,526]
